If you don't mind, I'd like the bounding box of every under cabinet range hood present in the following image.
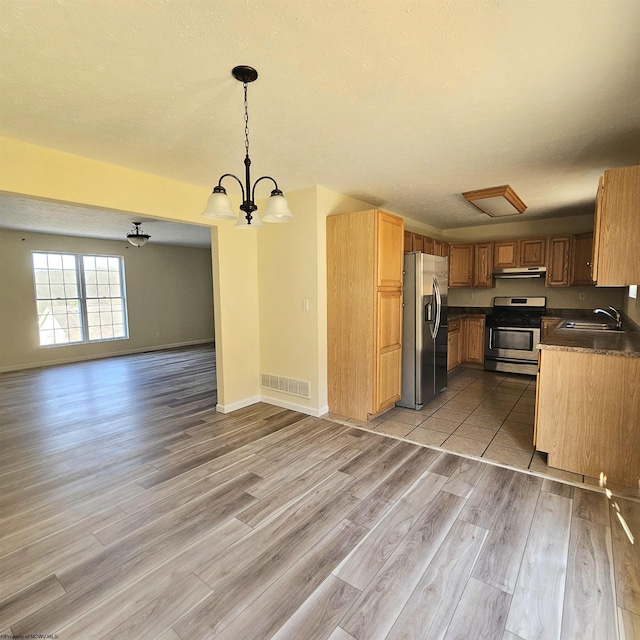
[493,266,547,279]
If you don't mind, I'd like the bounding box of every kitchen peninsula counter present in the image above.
[535,321,640,488]
[537,322,640,358]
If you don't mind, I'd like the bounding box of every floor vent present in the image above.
[260,373,311,399]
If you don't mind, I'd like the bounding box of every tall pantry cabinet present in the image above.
[327,209,404,421]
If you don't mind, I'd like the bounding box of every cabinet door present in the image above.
[433,240,448,257]
[493,241,518,268]
[473,243,494,288]
[411,233,424,253]
[375,290,402,411]
[546,237,571,286]
[422,235,434,254]
[463,316,485,364]
[591,176,604,283]
[448,244,473,288]
[447,330,461,371]
[571,232,594,285]
[520,238,547,267]
[377,212,404,289]
[594,165,640,285]
[403,230,413,254]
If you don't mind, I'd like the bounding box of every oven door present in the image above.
[484,326,540,374]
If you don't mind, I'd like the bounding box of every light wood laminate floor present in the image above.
[0,346,638,639]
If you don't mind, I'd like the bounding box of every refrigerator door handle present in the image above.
[424,301,433,323]
[432,277,442,338]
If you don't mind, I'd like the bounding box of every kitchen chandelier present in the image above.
[126,222,151,247]
[201,66,293,228]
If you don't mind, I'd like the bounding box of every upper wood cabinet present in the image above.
[493,238,546,268]
[327,209,404,421]
[493,240,518,268]
[592,165,640,286]
[377,213,404,289]
[472,242,494,288]
[546,237,571,286]
[570,232,594,286]
[403,232,439,256]
[449,243,474,288]
[433,239,449,258]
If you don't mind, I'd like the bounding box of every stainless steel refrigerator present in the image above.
[397,252,448,410]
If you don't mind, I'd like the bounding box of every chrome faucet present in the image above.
[594,306,623,329]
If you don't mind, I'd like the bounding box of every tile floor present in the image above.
[328,367,639,499]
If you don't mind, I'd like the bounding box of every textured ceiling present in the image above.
[1,0,640,231]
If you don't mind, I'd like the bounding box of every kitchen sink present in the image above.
[563,321,624,332]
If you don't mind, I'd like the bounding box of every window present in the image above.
[32,252,128,346]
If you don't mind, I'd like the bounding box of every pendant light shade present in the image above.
[202,187,236,220]
[261,190,294,223]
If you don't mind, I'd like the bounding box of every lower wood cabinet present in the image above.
[462,316,485,364]
[447,319,461,371]
[535,349,640,487]
[448,316,485,370]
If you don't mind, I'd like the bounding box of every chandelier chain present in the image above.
[243,82,250,158]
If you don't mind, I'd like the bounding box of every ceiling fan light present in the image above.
[202,188,237,220]
[261,191,293,223]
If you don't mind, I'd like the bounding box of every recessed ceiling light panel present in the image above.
[462,185,527,217]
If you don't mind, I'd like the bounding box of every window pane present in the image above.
[47,254,62,269]
[49,269,64,284]
[95,256,109,270]
[50,284,65,298]
[97,284,111,297]
[33,253,48,269]
[86,284,98,298]
[34,269,50,284]
[84,269,97,285]
[36,284,51,299]
[110,283,121,297]
[62,255,76,269]
[83,256,96,270]
[97,270,109,285]
[63,269,77,285]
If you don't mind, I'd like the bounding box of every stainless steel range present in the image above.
[484,296,546,375]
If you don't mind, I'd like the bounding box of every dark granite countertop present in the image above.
[538,320,640,358]
[448,307,490,319]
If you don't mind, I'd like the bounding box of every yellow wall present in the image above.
[257,185,376,414]
[0,228,214,371]
[0,136,258,410]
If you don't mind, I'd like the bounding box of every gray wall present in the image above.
[0,229,215,371]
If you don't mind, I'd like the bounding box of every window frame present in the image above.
[32,251,129,348]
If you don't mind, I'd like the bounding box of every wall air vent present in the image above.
[260,373,311,399]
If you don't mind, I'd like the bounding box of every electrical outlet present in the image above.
[156,331,161,337]
[579,292,585,300]
[302,298,310,311]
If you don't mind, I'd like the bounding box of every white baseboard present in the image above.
[0,339,214,373]
[215,395,261,414]
[260,394,329,418]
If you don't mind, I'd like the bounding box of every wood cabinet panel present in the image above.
[403,230,413,254]
[472,243,493,288]
[592,165,640,286]
[447,322,461,371]
[546,237,571,286]
[520,238,546,267]
[462,316,485,364]
[449,244,474,288]
[377,212,404,289]
[328,209,403,421]
[433,240,448,258]
[535,349,640,487]
[570,232,594,285]
[494,241,518,268]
